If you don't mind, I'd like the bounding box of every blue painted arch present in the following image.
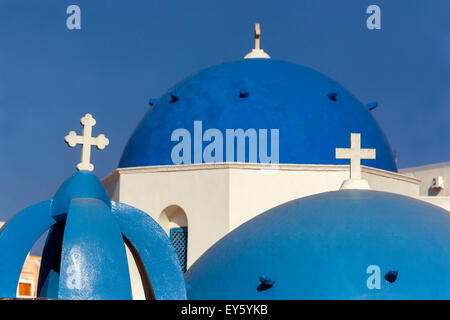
[58,199,132,300]
[0,200,55,298]
[119,59,397,171]
[0,171,186,300]
[111,201,187,300]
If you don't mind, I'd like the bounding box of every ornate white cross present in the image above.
[64,113,109,172]
[336,133,376,181]
[244,23,271,59]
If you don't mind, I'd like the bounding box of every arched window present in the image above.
[159,205,188,272]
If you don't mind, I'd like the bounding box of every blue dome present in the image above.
[185,190,450,299]
[52,170,111,214]
[119,59,397,171]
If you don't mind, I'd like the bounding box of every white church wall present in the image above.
[228,164,421,231]
[400,162,450,197]
[103,171,120,200]
[228,165,347,230]
[362,166,420,197]
[418,197,450,211]
[124,240,146,300]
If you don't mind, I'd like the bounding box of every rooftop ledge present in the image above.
[103,163,420,185]
[399,161,450,172]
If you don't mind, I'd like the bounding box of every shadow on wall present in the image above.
[428,187,442,196]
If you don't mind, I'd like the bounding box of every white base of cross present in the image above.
[340,178,371,190]
[244,23,271,59]
[244,49,271,59]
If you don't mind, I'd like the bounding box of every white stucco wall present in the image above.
[400,162,450,197]
[228,165,347,230]
[124,240,146,300]
[227,164,421,231]
[362,166,420,197]
[418,197,450,211]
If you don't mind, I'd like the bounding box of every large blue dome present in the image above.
[119,59,397,171]
[185,190,450,299]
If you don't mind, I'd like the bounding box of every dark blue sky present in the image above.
[0,0,449,227]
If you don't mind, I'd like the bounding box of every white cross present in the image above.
[64,113,109,172]
[335,133,376,180]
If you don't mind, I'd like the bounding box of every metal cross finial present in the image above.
[64,113,109,172]
[244,23,271,59]
[336,133,376,180]
[254,23,261,50]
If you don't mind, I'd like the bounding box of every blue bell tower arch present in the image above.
[0,171,187,300]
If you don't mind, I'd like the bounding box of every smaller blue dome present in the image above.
[186,190,450,299]
[52,170,111,214]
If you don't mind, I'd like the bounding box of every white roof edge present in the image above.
[399,161,450,172]
[102,163,420,184]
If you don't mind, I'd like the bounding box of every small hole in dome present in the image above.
[257,276,275,291]
[239,91,249,98]
[366,102,378,111]
[148,98,157,106]
[169,94,179,103]
[328,92,338,101]
[384,270,399,283]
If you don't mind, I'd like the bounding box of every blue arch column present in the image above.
[37,221,66,299]
[0,200,55,298]
[111,201,187,300]
[58,199,132,300]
